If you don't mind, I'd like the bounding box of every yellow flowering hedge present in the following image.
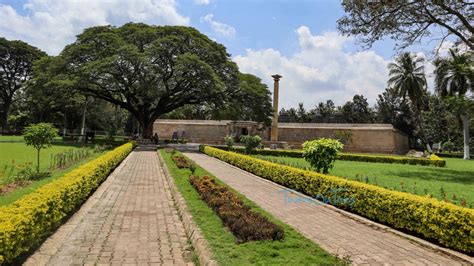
[212,146,446,167]
[201,146,473,253]
[0,142,134,264]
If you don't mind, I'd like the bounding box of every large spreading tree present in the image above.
[0,37,46,131]
[41,23,240,138]
[338,1,473,52]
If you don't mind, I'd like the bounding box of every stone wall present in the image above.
[153,119,409,154]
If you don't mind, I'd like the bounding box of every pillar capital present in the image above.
[271,74,282,81]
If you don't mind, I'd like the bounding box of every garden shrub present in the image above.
[200,146,473,253]
[302,138,343,174]
[189,175,284,242]
[224,136,235,150]
[240,135,262,154]
[171,155,190,169]
[0,142,135,264]
[211,146,446,167]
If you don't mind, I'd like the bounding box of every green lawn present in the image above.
[160,149,344,265]
[253,155,474,208]
[0,150,107,206]
[0,142,94,174]
[0,135,25,141]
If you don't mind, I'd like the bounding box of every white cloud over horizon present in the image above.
[200,14,236,37]
[194,0,211,5]
[234,26,391,108]
[0,0,190,55]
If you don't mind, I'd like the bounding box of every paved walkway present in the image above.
[183,152,470,265]
[26,147,193,266]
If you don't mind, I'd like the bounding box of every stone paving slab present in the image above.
[25,147,193,266]
[183,152,472,266]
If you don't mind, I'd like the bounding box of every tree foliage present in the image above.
[338,1,474,51]
[0,37,46,130]
[302,138,343,174]
[341,94,374,123]
[240,135,262,154]
[40,23,240,137]
[23,123,59,172]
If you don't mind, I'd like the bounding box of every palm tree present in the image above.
[434,49,473,160]
[388,52,430,151]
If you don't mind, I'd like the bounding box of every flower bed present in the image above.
[201,146,473,254]
[189,175,284,243]
[171,155,190,168]
[0,142,135,264]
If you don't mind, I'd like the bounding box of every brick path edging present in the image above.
[190,152,474,265]
[158,152,218,266]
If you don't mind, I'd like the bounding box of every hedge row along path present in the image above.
[182,152,469,265]
[26,146,193,265]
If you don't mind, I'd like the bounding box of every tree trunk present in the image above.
[462,114,470,160]
[37,149,40,173]
[142,120,154,139]
[1,99,11,133]
[80,98,88,142]
[414,105,432,153]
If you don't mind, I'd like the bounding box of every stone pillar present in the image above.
[271,74,282,141]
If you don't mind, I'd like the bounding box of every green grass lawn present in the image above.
[253,155,474,208]
[0,142,94,174]
[0,150,107,206]
[160,149,344,265]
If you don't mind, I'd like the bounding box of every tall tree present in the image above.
[338,1,473,52]
[315,100,336,122]
[376,87,415,137]
[297,103,309,123]
[341,94,374,123]
[0,37,46,131]
[41,23,239,138]
[388,52,430,151]
[434,49,473,159]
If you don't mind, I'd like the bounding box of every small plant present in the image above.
[423,188,428,195]
[189,163,197,174]
[440,187,446,200]
[224,136,235,150]
[399,181,405,192]
[460,198,467,207]
[240,135,262,154]
[23,123,59,173]
[171,155,190,168]
[302,138,343,174]
[412,182,417,194]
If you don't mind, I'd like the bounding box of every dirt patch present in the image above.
[0,180,34,195]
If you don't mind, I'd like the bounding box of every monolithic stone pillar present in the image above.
[271,74,282,141]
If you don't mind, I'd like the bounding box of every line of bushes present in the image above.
[200,146,473,254]
[189,175,284,243]
[0,142,135,264]
[212,146,446,167]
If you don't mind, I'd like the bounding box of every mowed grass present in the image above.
[253,155,474,208]
[0,141,93,173]
[159,149,343,265]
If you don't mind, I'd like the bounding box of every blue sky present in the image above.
[0,0,443,108]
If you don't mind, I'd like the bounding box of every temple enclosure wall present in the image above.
[153,119,409,154]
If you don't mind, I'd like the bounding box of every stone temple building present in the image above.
[153,74,409,154]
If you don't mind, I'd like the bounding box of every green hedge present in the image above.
[211,146,446,167]
[201,146,473,254]
[0,142,135,264]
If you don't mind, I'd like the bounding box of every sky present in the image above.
[0,0,448,109]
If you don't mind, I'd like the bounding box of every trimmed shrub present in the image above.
[171,155,190,168]
[200,146,473,253]
[224,136,235,150]
[240,135,262,154]
[210,146,446,167]
[302,138,343,174]
[0,142,135,263]
[189,175,284,242]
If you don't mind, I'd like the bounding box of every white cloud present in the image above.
[194,0,211,5]
[0,0,189,55]
[234,26,390,108]
[200,14,236,37]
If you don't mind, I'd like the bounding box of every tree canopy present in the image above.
[41,23,240,137]
[338,1,473,52]
[0,37,46,131]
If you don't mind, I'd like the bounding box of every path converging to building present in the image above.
[183,151,467,265]
[26,146,193,265]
